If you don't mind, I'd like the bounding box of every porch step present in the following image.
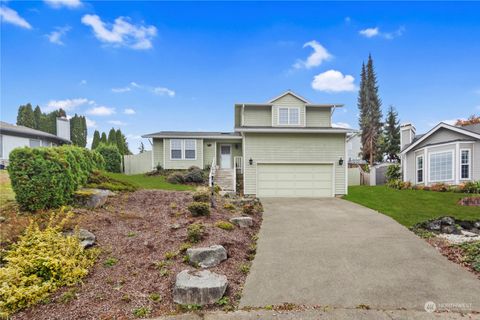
[214,169,235,192]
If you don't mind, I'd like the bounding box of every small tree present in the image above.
[91,130,101,150]
[96,144,122,173]
[383,105,400,162]
[386,164,401,182]
[100,132,107,144]
[107,128,117,145]
[17,103,35,128]
[455,114,480,126]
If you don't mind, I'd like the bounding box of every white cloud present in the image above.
[152,87,175,97]
[112,86,131,93]
[79,80,87,85]
[87,106,115,116]
[332,122,352,129]
[45,98,92,112]
[124,108,135,115]
[85,117,96,128]
[108,120,126,126]
[0,6,32,29]
[293,40,332,69]
[311,70,356,93]
[46,26,70,45]
[44,0,82,9]
[359,26,405,39]
[81,14,157,50]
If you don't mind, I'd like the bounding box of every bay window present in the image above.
[460,149,470,180]
[416,155,423,183]
[429,151,453,182]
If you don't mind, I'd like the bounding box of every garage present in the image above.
[256,163,334,197]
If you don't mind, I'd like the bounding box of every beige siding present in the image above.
[272,105,306,127]
[163,138,204,169]
[306,107,331,127]
[216,140,242,168]
[203,140,216,167]
[243,133,347,196]
[243,106,272,126]
[270,93,306,106]
[152,138,164,168]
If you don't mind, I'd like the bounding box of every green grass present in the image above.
[0,171,15,207]
[104,172,195,191]
[344,186,479,227]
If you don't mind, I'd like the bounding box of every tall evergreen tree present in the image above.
[101,132,108,144]
[33,106,42,130]
[91,130,101,150]
[17,103,35,128]
[115,129,124,154]
[107,128,117,145]
[357,63,369,161]
[81,116,88,147]
[69,114,87,147]
[383,105,400,162]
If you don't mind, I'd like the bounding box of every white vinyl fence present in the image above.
[123,151,152,175]
[348,167,361,186]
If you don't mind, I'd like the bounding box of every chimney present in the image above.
[56,117,71,141]
[400,123,415,150]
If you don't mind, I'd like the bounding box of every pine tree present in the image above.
[17,103,35,128]
[69,114,87,147]
[138,142,145,153]
[383,105,400,162]
[115,129,124,154]
[107,128,117,145]
[33,106,42,129]
[91,130,101,149]
[357,63,369,161]
[81,116,88,147]
[101,132,108,144]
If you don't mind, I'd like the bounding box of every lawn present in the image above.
[104,172,195,191]
[344,186,479,227]
[0,170,15,207]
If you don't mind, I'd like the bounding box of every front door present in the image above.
[220,145,232,169]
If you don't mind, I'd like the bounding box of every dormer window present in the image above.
[278,107,300,125]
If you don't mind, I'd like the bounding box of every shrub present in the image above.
[214,185,221,193]
[215,221,235,231]
[187,202,210,216]
[430,183,448,192]
[132,306,151,318]
[188,166,201,172]
[96,144,122,173]
[385,164,401,182]
[0,212,98,317]
[86,170,137,192]
[193,189,210,202]
[386,179,412,190]
[8,146,103,211]
[242,203,255,215]
[459,241,480,272]
[187,223,205,243]
[167,172,185,184]
[459,181,480,194]
[223,203,236,211]
[184,168,205,184]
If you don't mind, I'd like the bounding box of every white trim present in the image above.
[407,140,475,155]
[169,139,197,161]
[268,90,310,104]
[415,154,424,184]
[428,150,454,183]
[242,134,246,195]
[235,128,351,133]
[459,148,471,180]
[145,135,241,140]
[151,138,154,170]
[400,122,480,155]
[163,139,166,168]
[344,133,348,195]
[276,106,301,126]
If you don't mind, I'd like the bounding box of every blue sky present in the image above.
[1,1,479,152]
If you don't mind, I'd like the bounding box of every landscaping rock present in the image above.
[474,221,480,229]
[230,216,253,228]
[440,216,455,226]
[441,225,460,235]
[74,188,113,209]
[0,216,6,223]
[78,229,96,248]
[186,245,227,268]
[173,269,228,305]
[425,220,441,231]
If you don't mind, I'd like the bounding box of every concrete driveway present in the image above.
[240,198,479,312]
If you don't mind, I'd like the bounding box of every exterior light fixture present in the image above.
[339,157,344,166]
[207,143,212,147]
[249,158,253,165]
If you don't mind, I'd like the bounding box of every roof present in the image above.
[234,90,343,108]
[234,126,351,133]
[142,131,242,139]
[0,121,71,144]
[268,90,310,104]
[460,123,480,134]
[400,122,480,154]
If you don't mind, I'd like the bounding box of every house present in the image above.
[142,91,350,197]
[0,119,71,166]
[346,131,364,164]
[399,122,480,185]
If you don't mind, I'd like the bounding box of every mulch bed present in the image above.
[458,196,480,206]
[12,190,262,320]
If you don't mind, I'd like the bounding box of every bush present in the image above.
[242,203,255,215]
[0,212,98,317]
[385,164,401,182]
[187,223,205,243]
[187,202,210,216]
[223,203,236,211]
[458,181,480,194]
[96,144,122,173]
[192,189,210,202]
[86,170,137,192]
[188,166,201,172]
[458,241,480,272]
[387,179,412,190]
[167,172,185,184]
[184,168,205,184]
[430,183,448,192]
[215,221,234,231]
[8,146,104,211]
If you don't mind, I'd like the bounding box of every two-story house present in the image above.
[142,91,350,197]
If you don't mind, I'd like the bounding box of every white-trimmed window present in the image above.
[429,151,453,182]
[29,139,41,148]
[170,139,196,160]
[416,155,424,183]
[278,107,300,125]
[460,149,471,180]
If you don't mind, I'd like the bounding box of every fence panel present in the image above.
[348,167,361,186]
[123,151,152,175]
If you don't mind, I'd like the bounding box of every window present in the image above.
[170,139,182,159]
[29,139,41,148]
[460,149,470,180]
[429,151,453,182]
[170,139,196,160]
[277,107,300,125]
[416,155,423,183]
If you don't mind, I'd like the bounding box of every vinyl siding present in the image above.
[203,140,216,167]
[152,138,164,169]
[415,128,471,149]
[306,107,331,127]
[472,141,480,180]
[163,138,204,169]
[243,133,346,195]
[272,105,306,127]
[242,106,272,126]
[216,140,242,168]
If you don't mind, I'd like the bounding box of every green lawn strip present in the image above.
[0,171,15,207]
[343,186,479,227]
[104,172,195,191]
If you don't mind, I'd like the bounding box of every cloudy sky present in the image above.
[1,1,479,152]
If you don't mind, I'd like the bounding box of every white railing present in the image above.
[233,163,236,193]
[234,156,243,174]
[208,158,217,187]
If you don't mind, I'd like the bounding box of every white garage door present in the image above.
[257,163,333,197]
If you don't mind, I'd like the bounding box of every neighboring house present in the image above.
[346,131,364,164]
[0,119,71,166]
[400,122,480,185]
[142,91,350,197]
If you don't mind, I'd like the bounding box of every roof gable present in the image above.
[268,90,310,104]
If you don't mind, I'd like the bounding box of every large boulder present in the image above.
[78,229,96,248]
[440,216,455,226]
[173,269,228,305]
[229,216,253,228]
[186,245,227,268]
[74,188,113,209]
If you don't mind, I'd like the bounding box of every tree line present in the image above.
[91,128,131,155]
[16,103,88,147]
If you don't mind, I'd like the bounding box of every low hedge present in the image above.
[8,145,104,211]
